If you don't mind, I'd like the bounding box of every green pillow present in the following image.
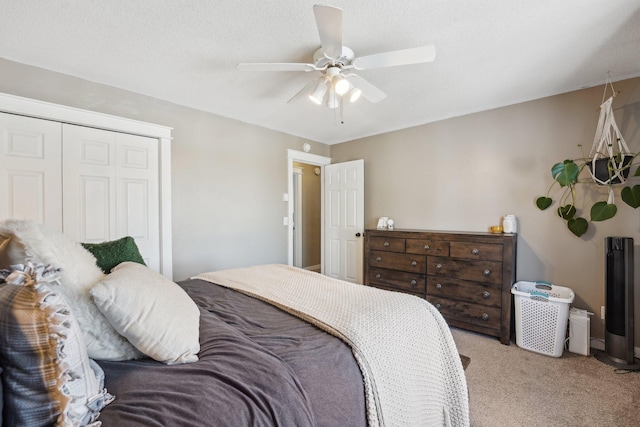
[81,236,146,274]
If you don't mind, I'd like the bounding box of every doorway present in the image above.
[287,150,331,270]
[292,162,322,271]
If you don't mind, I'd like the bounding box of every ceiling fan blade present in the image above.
[313,5,343,60]
[287,78,320,103]
[237,63,316,72]
[352,45,436,70]
[345,74,386,103]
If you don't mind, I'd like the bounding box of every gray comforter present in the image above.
[96,279,366,426]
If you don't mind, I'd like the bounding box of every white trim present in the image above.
[292,168,303,268]
[0,92,174,279]
[287,149,331,269]
[159,138,173,279]
[0,92,172,139]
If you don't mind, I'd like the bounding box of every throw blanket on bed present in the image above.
[195,264,470,427]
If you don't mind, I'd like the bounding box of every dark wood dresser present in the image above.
[364,229,517,344]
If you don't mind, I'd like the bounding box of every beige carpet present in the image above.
[450,328,640,427]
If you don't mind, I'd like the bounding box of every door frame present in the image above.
[287,149,331,269]
[0,92,174,278]
[292,166,303,268]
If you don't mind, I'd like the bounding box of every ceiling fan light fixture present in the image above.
[309,80,328,105]
[334,75,350,96]
[349,87,362,103]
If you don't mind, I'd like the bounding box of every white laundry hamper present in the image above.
[511,281,575,357]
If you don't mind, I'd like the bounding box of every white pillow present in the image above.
[90,262,201,365]
[0,219,142,361]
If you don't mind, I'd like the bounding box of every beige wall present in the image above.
[0,58,329,281]
[330,77,640,342]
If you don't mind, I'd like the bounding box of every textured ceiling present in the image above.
[1,1,639,144]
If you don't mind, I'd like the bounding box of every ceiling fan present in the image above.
[237,4,436,109]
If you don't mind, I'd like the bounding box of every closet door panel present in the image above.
[116,133,159,271]
[0,112,63,230]
[63,125,160,271]
[81,176,112,241]
[63,124,116,243]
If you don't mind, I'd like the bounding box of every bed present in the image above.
[0,220,469,427]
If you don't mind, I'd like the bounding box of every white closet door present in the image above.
[0,112,63,230]
[115,132,160,271]
[62,124,160,271]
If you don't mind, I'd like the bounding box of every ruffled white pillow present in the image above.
[0,219,141,361]
[91,262,201,365]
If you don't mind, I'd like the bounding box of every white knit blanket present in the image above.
[195,264,469,427]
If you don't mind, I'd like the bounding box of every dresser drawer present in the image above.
[406,239,449,256]
[369,236,405,252]
[370,250,426,274]
[427,277,501,307]
[427,296,501,330]
[450,241,503,261]
[427,257,502,284]
[369,267,426,294]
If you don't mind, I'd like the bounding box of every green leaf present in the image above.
[567,218,588,237]
[551,160,579,187]
[536,197,552,210]
[590,201,617,221]
[557,204,576,220]
[634,166,640,177]
[621,185,640,208]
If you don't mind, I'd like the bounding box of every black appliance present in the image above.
[594,237,638,368]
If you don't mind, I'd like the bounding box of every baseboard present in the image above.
[590,338,604,352]
[303,264,321,272]
[590,337,640,358]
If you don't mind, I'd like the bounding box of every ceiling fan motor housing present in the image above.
[313,46,355,69]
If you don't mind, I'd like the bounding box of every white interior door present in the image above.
[324,159,364,283]
[0,112,63,230]
[62,124,161,271]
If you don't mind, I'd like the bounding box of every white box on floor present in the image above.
[568,308,591,356]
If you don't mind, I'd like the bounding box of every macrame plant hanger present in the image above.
[588,77,630,204]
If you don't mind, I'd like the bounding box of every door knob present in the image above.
[355,232,361,237]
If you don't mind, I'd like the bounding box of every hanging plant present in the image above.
[536,80,640,237]
[536,153,640,237]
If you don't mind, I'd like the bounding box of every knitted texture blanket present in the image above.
[195,264,469,427]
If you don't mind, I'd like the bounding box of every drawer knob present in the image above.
[384,241,390,247]
[482,313,489,321]
[435,303,441,309]
[483,269,491,276]
[424,244,430,251]
[376,257,382,262]
[375,274,381,279]
[410,280,417,287]
[436,283,442,290]
[436,263,443,270]
[411,260,418,266]
[472,248,479,255]
[482,291,490,299]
